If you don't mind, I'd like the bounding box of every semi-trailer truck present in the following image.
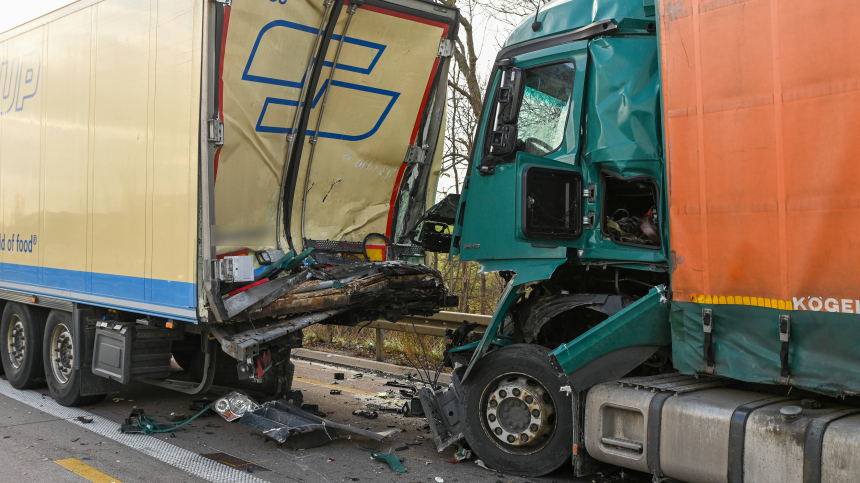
[413,0,860,481]
[0,0,458,405]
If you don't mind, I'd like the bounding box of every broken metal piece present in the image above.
[417,384,465,451]
[240,400,389,446]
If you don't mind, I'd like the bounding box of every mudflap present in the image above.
[417,373,465,452]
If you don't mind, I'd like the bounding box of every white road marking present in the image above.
[0,379,266,483]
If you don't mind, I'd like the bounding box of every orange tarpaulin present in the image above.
[659,0,860,305]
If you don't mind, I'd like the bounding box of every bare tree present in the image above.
[430,0,547,314]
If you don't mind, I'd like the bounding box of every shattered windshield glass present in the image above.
[518,62,575,156]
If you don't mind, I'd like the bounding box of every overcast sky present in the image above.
[0,0,75,34]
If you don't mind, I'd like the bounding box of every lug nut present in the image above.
[495,427,503,435]
[512,388,521,397]
[532,409,541,418]
[525,395,533,404]
[507,435,516,443]
[488,414,496,422]
[490,400,497,408]
[499,390,507,398]
[530,423,539,432]
[520,434,529,442]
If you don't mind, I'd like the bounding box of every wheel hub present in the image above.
[7,317,26,369]
[50,323,74,385]
[485,375,555,447]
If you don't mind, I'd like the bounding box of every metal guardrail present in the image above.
[362,311,492,361]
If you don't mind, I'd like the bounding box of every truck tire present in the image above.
[459,344,572,477]
[42,310,104,407]
[1,303,45,389]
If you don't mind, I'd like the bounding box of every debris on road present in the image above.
[453,445,472,462]
[334,373,345,380]
[352,410,379,419]
[330,389,342,395]
[75,416,93,424]
[371,452,406,473]
[240,399,390,447]
[366,402,402,413]
[213,391,259,422]
[121,405,211,435]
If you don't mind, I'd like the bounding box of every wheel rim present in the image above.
[6,315,26,370]
[50,322,74,385]
[481,373,557,455]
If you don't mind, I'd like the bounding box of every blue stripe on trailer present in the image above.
[0,263,197,322]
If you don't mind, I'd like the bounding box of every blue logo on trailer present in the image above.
[243,20,399,141]
[0,51,41,115]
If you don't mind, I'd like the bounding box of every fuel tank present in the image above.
[584,374,860,483]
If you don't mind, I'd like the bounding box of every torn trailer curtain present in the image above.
[213,0,457,258]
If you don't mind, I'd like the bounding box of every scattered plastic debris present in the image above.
[76,417,93,424]
[330,389,342,395]
[112,398,124,403]
[371,452,406,473]
[213,392,259,422]
[435,477,444,482]
[475,459,495,471]
[376,392,390,399]
[334,373,345,380]
[167,413,187,422]
[354,373,363,378]
[454,445,472,462]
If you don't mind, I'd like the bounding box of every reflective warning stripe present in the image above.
[690,294,794,310]
[55,458,123,483]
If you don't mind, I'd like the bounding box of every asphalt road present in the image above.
[0,354,646,483]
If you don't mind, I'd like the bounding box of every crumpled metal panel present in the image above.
[242,261,451,321]
[240,399,390,447]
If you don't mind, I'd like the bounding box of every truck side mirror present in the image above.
[490,124,518,156]
[488,67,524,157]
[497,67,524,124]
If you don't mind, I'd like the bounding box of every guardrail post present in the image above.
[375,328,385,362]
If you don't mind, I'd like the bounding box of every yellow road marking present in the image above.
[293,376,378,397]
[55,458,123,483]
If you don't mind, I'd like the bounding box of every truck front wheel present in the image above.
[459,344,572,477]
[43,311,104,407]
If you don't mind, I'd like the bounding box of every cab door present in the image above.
[453,44,589,264]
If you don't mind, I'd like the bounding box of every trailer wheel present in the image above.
[459,344,572,477]
[0,303,45,389]
[42,311,103,407]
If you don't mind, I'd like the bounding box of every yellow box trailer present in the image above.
[0,0,457,405]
